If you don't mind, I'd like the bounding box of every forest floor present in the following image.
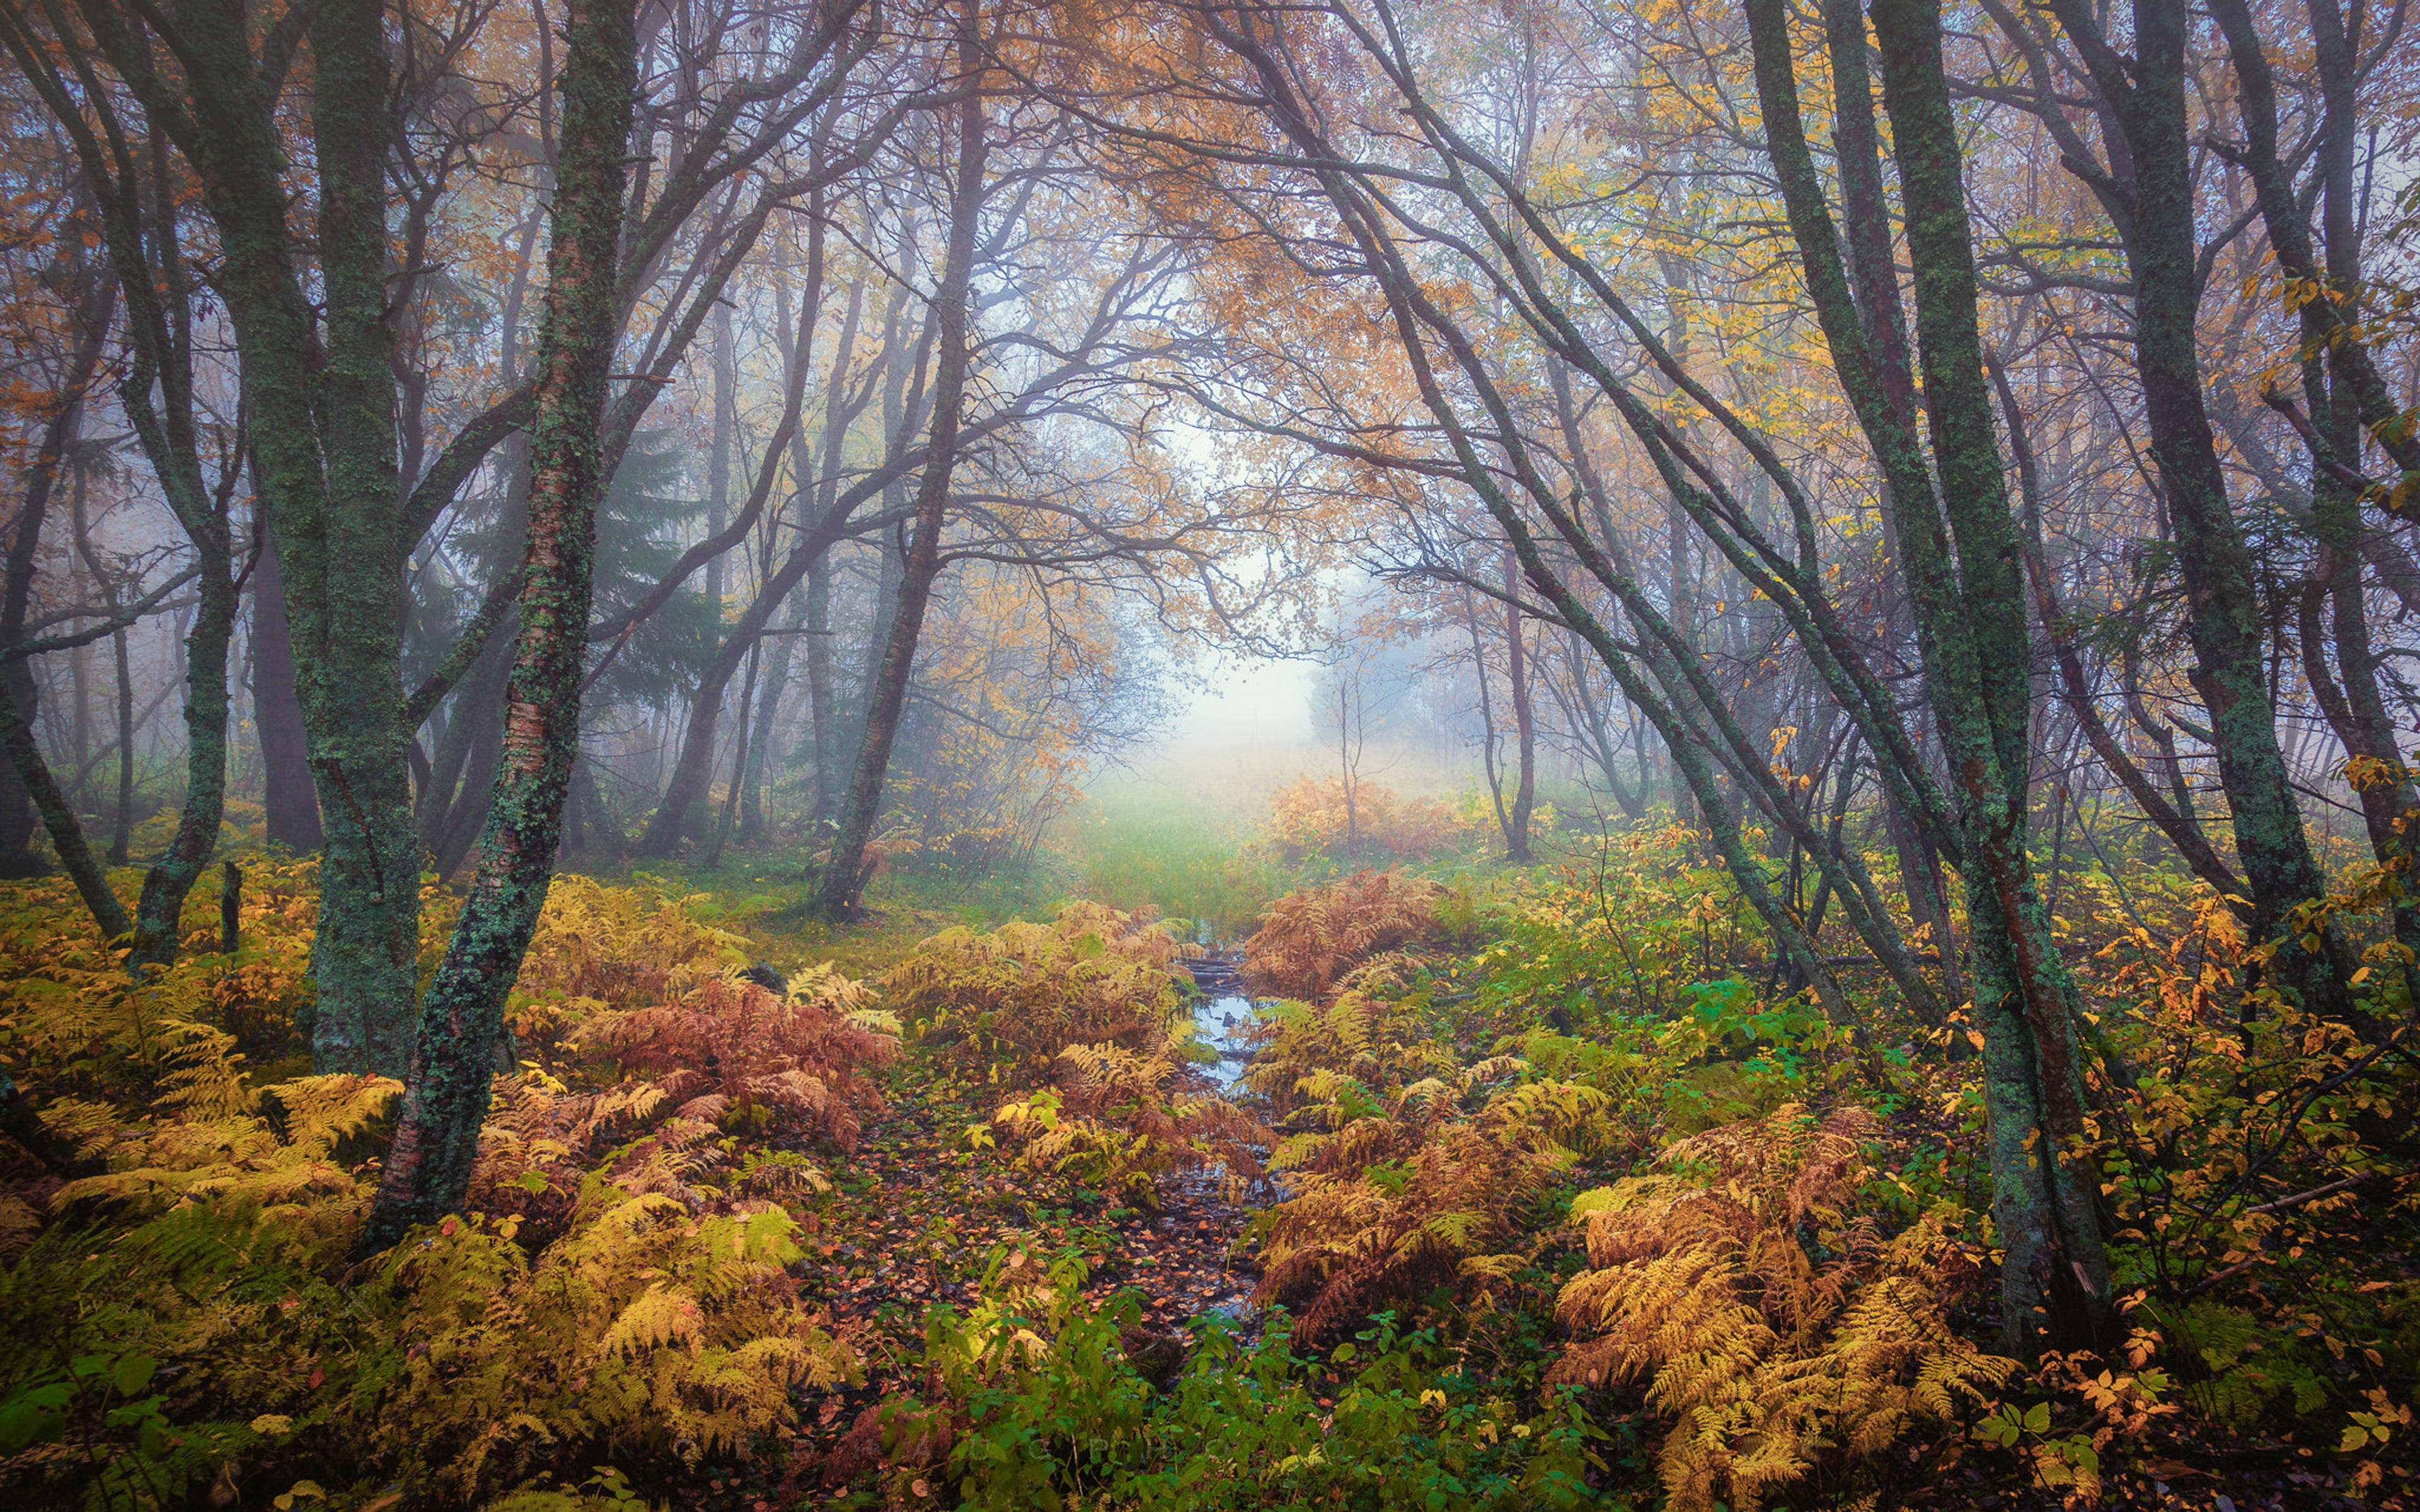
[664,1046,1265,1511]
[10,830,2409,1511]
[631,878,2412,1512]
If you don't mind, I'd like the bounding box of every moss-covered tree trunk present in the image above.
[289,0,424,1072]
[93,0,424,1070]
[249,542,322,852]
[2211,0,2420,973]
[1746,0,2112,1354]
[2040,0,2351,1018]
[361,0,638,1249]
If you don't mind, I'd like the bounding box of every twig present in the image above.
[2245,1172,2382,1215]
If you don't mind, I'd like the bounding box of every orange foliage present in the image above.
[1259,775,1477,866]
[1243,869,1446,1002]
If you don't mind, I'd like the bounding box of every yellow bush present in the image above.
[1550,1106,2014,1512]
[885,901,1196,1087]
[505,874,756,1073]
[0,876,885,1509]
[370,1190,855,1499]
[1242,982,1455,1119]
[1258,775,1478,866]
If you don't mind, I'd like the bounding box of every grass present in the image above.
[556,768,1627,976]
[1056,789,1291,944]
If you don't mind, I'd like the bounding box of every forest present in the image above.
[0,0,2414,1504]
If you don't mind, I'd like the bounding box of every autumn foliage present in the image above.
[1257,775,1478,867]
[1551,1106,2014,1512]
[0,873,884,1508]
[1242,868,1447,1002]
[886,900,1199,1085]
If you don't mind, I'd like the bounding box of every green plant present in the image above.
[833,1247,1605,1510]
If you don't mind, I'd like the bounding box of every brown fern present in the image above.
[576,966,899,1152]
[1243,870,1446,1003]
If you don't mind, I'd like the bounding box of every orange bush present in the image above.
[1244,869,1446,1002]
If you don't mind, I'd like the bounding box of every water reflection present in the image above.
[1191,992,1256,1092]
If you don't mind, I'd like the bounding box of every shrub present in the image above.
[1258,775,1480,867]
[505,874,756,1074]
[0,884,890,1509]
[1245,870,1445,1002]
[1252,1057,1610,1341]
[1548,1105,2014,1512]
[886,901,1196,1087]
[0,859,329,1108]
[838,1247,1603,1510]
[989,1040,1264,1208]
[574,965,900,1149]
[1242,983,1455,1121]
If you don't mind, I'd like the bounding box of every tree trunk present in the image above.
[363,0,638,1249]
[1877,0,2108,1351]
[284,0,422,1074]
[805,559,838,827]
[741,600,796,839]
[2043,0,2351,1017]
[1746,0,2112,1354]
[108,623,131,864]
[1503,550,1537,864]
[129,541,236,972]
[703,636,759,868]
[250,539,322,852]
[817,66,987,920]
[0,300,106,878]
[0,672,130,939]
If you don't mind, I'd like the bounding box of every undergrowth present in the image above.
[1,796,2416,1510]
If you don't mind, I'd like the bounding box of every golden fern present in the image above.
[1253,1058,1605,1339]
[991,1038,1267,1206]
[40,1021,400,1257]
[373,1192,856,1499]
[1550,1106,2016,1512]
[887,902,1195,1087]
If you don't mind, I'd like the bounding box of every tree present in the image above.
[362,0,637,1248]
[1065,0,2125,1351]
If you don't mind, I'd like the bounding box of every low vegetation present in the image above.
[2,786,2416,1510]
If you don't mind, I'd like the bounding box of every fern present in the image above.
[1243,983,1456,1120]
[1244,871,1446,1003]
[991,1040,1265,1208]
[1252,1056,1601,1339]
[575,965,899,1152]
[887,902,1197,1087]
[504,873,758,1073]
[0,877,895,1509]
[1549,1106,2016,1512]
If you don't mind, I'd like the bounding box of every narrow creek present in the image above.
[1180,952,1257,1094]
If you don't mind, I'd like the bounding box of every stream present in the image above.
[1180,954,1257,1094]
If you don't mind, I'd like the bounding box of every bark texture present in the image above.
[362,0,638,1249]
